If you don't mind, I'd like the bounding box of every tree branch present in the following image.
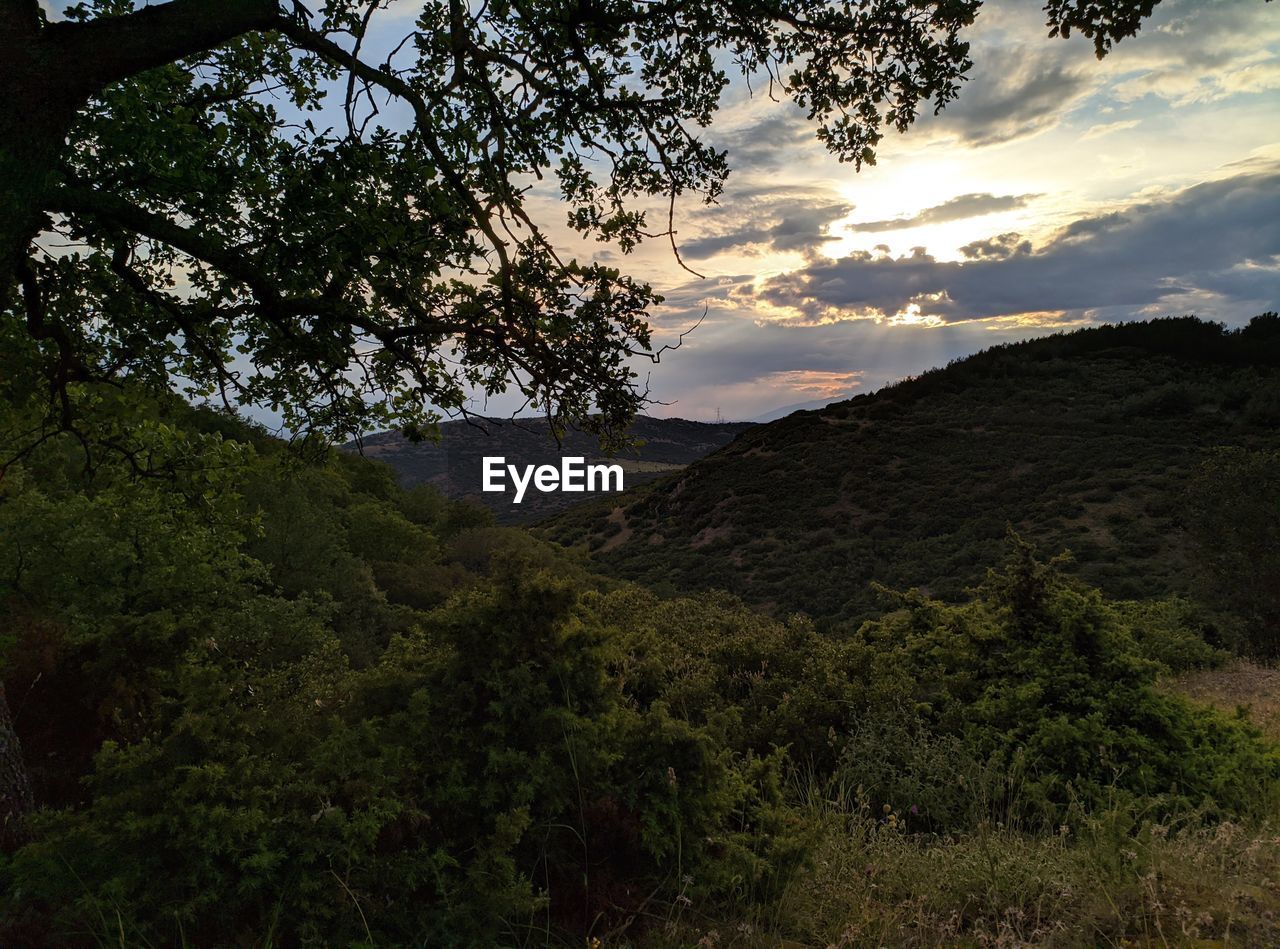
[269,17,519,285]
[50,180,277,297]
[43,0,283,96]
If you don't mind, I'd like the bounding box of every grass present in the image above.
[645,791,1280,947]
[1167,660,1280,742]
[631,669,1280,948]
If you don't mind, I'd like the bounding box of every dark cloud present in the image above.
[917,47,1093,147]
[959,232,1032,260]
[713,107,817,173]
[851,192,1040,233]
[1054,211,1128,243]
[681,187,852,259]
[746,169,1280,323]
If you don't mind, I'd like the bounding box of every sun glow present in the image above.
[888,303,946,327]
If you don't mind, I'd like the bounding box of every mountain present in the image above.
[751,395,855,422]
[344,415,755,524]
[540,316,1280,628]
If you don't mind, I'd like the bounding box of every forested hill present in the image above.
[541,316,1280,628]
[343,415,754,523]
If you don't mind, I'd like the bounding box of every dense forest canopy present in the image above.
[0,0,1199,446]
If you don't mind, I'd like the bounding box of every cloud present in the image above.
[742,168,1280,326]
[959,232,1033,260]
[759,369,865,398]
[636,307,1068,419]
[901,0,1280,149]
[912,32,1095,147]
[1104,0,1280,106]
[1081,119,1142,140]
[849,192,1040,233]
[711,107,820,174]
[680,187,852,260]
[1113,54,1280,105]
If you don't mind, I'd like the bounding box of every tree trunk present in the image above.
[0,0,290,841]
[0,0,283,295]
[0,5,82,299]
[0,681,33,852]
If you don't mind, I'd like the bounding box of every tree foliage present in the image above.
[1186,446,1280,656]
[0,0,1186,442]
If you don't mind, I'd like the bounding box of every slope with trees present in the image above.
[4,0,1277,941]
[347,415,754,523]
[543,316,1280,644]
[1,0,1203,840]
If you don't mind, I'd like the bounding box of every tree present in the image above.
[0,0,1193,447]
[0,0,1212,848]
[1186,446,1280,657]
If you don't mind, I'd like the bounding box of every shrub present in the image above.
[6,568,798,944]
[857,540,1280,823]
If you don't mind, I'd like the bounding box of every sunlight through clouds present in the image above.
[609,0,1280,419]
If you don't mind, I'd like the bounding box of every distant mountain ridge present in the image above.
[540,316,1280,627]
[751,395,856,422]
[344,415,755,524]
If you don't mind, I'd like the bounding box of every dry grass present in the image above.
[632,664,1280,947]
[645,809,1280,948]
[1167,660,1280,742]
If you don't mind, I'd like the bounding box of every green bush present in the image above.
[1113,596,1225,673]
[4,387,1279,945]
[857,540,1280,823]
[7,567,799,944]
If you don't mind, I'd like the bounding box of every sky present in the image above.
[505,0,1280,422]
[593,0,1280,421]
[44,0,1280,425]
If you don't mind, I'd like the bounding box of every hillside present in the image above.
[7,381,1280,945]
[541,316,1280,627]
[343,415,754,523]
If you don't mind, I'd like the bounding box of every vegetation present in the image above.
[544,316,1280,648]
[3,385,1279,944]
[1186,445,1280,655]
[2,2,1278,944]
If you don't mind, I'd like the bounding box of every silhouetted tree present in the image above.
[0,0,1201,443]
